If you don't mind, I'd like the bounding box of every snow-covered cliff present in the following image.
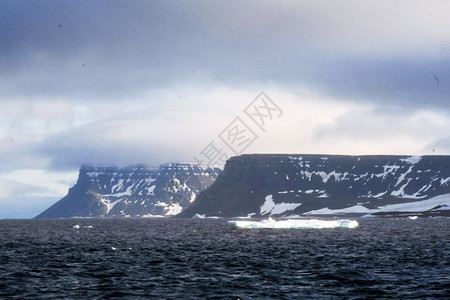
[36,163,220,218]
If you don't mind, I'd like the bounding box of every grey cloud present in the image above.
[1,0,449,112]
[33,121,190,171]
[0,137,47,173]
[313,106,448,143]
[423,136,450,153]
[302,56,450,111]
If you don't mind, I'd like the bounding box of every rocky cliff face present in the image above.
[36,164,220,219]
[177,154,450,218]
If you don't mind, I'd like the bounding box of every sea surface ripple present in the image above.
[0,218,449,299]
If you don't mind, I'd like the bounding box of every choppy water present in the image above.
[0,218,448,299]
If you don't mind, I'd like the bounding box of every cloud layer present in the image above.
[1,1,450,107]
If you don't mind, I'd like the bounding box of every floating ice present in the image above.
[228,217,358,229]
[192,214,206,219]
[361,214,376,218]
[72,224,80,230]
[192,214,222,219]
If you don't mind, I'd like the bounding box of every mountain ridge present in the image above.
[177,154,450,218]
[35,163,220,219]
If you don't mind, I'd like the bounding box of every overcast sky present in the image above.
[1,0,449,218]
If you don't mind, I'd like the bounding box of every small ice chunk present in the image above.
[361,214,376,218]
[192,214,206,219]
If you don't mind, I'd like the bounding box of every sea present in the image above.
[0,218,448,299]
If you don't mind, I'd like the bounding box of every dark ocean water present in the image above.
[0,218,448,299]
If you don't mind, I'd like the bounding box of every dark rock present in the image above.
[177,154,450,218]
[35,163,220,219]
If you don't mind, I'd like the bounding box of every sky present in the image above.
[1,0,449,218]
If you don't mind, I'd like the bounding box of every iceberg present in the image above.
[228,217,358,229]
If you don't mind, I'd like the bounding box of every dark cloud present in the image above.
[301,55,450,111]
[1,0,449,112]
[0,0,201,98]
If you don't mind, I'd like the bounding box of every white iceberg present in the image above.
[228,217,358,229]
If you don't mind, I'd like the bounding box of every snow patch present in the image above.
[441,176,450,186]
[260,195,302,216]
[146,185,156,195]
[370,191,387,198]
[390,178,427,199]
[300,170,344,183]
[100,197,122,214]
[400,156,422,165]
[165,203,183,215]
[305,193,450,215]
[305,204,371,215]
[189,191,196,203]
[382,164,400,179]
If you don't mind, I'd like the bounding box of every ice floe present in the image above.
[192,214,222,219]
[228,217,358,229]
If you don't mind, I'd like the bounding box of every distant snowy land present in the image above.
[36,154,450,219]
[178,154,450,218]
[36,164,220,219]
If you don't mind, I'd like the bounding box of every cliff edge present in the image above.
[177,154,450,218]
